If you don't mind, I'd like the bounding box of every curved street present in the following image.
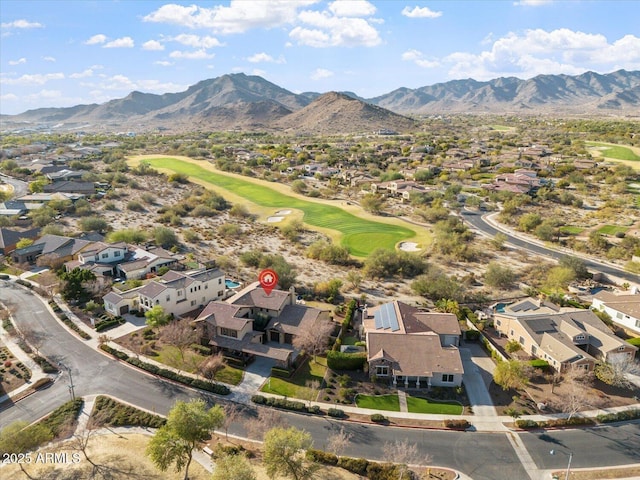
[2,283,640,479]
[460,209,639,284]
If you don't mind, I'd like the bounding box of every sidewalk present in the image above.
[0,296,52,404]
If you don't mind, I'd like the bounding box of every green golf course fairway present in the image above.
[142,157,416,257]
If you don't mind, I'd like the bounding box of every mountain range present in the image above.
[2,70,639,133]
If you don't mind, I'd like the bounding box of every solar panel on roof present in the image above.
[374,303,400,332]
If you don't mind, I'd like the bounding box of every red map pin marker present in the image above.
[258,269,279,296]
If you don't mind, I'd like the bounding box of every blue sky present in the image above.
[1,0,639,115]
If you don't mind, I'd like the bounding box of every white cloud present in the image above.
[172,34,223,48]
[0,93,19,101]
[1,19,43,29]
[514,0,553,6]
[142,40,164,51]
[442,29,640,80]
[328,0,376,17]
[401,6,442,18]
[143,1,316,34]
[291,9,381,47]
[401,49,440,68]
[84,34,107,45]
[0,72,65,86]
[70,67,98,79]
[154,60,174,67]
[311,68,334,80]
[104,36,134,48]
[8,58,27,66]
[247,52,286,64]
[42,56,56,62]
[169,49,215,60]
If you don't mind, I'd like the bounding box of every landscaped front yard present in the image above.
[355,394,400,411]
[260,357,327,399]
[406,396,463,415]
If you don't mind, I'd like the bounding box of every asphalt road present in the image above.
[0,173,28,199]
[460,209,640,284]
[2,283,640,480]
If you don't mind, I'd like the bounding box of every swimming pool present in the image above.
[225,279,240,289]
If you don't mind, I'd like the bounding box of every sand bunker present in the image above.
[399,242,421,252]
[276,209,292,215]
[267,216,285,223]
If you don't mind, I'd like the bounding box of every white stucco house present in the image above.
[592,290,640,335]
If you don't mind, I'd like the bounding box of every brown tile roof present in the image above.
[194,302,251,330]
[228,282,292,311]
[267,304,323,335]
[367,332,463,377]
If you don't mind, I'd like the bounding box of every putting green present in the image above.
[140,157,416,257]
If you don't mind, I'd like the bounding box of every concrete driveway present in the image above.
[460,340,498,418]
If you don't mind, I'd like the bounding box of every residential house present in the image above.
[494,297,637,371]
[193,282,330,368]
[45,169,84,182]
[362,301,463,388]
[11,234,99,265]
[592,290,640,335]
[43,181,96,195]
[0,227,40,255]
[137,268,225,316]
[115,245,181,279]
[64,241,128,277]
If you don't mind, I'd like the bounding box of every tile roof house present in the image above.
[592,290,640,335]
[193,282,330,367]
[362,301,463,388]
[11,234,99,265]
[0,227,40,255]
[494,297,637,371]
[115,246,180,280]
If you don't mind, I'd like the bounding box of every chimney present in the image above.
[289,286,296,305]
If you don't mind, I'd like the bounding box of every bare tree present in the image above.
[198,352,225,385]
[326,426,352,455]
[159,318,199,362]
[244,407,286,441]
[552,368,605,419]
[384,438,428,480]
[301,379,321,407]
[595,357,640,389]
[18,326,46,356]
[70,419,99,468]
[293,315,335,363]
[222,402,242,442]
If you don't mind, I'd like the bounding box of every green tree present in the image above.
[493,360,531,391]
[15,238,34,249]
[505,339,523,354]
[146,399,224,480]
[434,298,460,317]
[59,268,96,303]
[360,193,384,214]
[544,266,576,292]
[153,226,179,249]
[484,262,515,289]
[491,232,508,251]
[79,216,108,233]
[518,213,542,233]
[0,421,53,479]
[263,427,317,480]
[145,305,171,328]
[291,180,307,194]
[212,453,256,480]
[559,255,590,280]
[107,228,149,244]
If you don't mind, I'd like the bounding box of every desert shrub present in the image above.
[444,419,470,429]
[327,408,345,418]
[515,419,539,429]
[337,457,369,476]
[370,413,386,423]
[596,409,640,423]
[306,449,338,466]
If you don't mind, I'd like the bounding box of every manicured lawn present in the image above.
[355,394,400,411]
[559,225,584,235]
[261,357,327,399]
[149,345,243,385]
[586,142,640,161]
[342,336,359,345]
[597,225,629,236]
[141,157,416,257]
[406,396,463,415]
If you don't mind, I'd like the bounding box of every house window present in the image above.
[376,365,389,376]
[218,278,222,284]
[618,345,626,351]
[441,374,454,383]
[114,251,121,257]
[510,330,514,336]
[616,312,623,319]
[284,333,293,344]
[220,328,237,338]
[636,319,640,328]
[519,336,525,345]
[191,300,196,306]
[575,335,585,341]
[155,300,159,305]
[102,253,108,259]
[496,319,501,326]
[531,345,537,355]
[177,291,183,297]
[166,296,170,302]
[205,285,208,289]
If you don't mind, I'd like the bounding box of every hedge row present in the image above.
[516,416,595,429]
[306,449,338,466]
[336,456,400,479]
[93,395,166,428]
[327,407,345,418]
[33,355,58,373]
[596,409,640,424]
[58,312,92,340]
[251,395,321,414]
[326,351,367,370]
[95,316,125,332]
[271,366,292,378]
[100,344,230,395]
